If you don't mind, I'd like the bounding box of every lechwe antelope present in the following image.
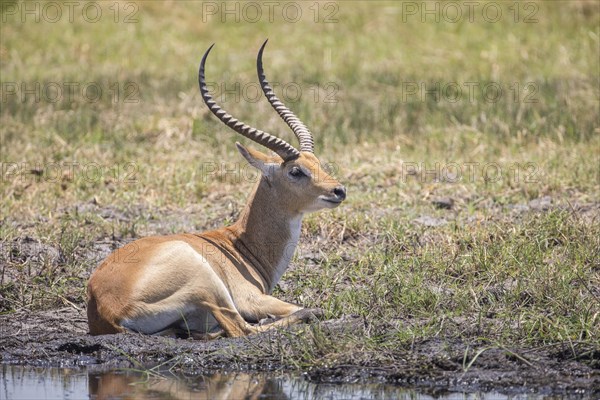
[87,41,346,338]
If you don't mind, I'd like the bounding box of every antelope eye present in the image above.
[289,167,304,178]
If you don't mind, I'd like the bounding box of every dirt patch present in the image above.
[1,308,598,397]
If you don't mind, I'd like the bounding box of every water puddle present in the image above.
[1,365,554,399]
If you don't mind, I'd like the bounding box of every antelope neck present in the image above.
[232,177,303,293]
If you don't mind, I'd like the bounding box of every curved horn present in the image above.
[199,44,300,160]
[257,39,315,153]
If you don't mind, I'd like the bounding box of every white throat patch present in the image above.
[270,215,302,292]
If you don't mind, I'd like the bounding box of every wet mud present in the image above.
[1,307,598,397]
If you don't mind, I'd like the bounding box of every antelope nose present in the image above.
[333,186,347,201]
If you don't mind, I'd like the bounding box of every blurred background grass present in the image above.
[1,1,599,347]
[1,1,598,211]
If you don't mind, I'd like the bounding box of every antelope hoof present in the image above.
[296,308,325,323]
[258,316,277,326]
[191,330,225,341]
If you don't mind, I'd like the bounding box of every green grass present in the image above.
[1,0,599,364]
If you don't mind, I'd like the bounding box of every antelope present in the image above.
[86,40,346,338]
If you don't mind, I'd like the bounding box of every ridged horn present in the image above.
[199,44,300,161]
[257,39,315,153]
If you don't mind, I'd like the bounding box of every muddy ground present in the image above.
[1,198,599,396]
[1,307,598,397]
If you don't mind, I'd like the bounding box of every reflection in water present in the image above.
[88,371,284,400]
[2,365,552,400]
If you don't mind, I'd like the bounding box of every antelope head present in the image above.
[199,40,346,215]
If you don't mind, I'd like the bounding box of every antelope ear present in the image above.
[236,142,278,177]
